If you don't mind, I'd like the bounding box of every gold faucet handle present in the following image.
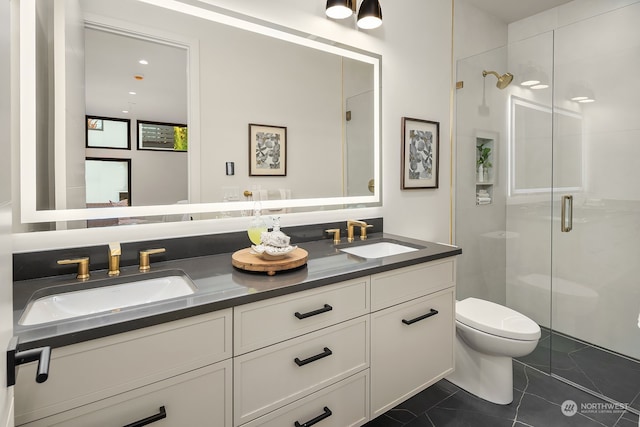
[325,229,341,244]
[57,257,90,280]
[108,242,122,277]
[139,248,166,272]
[108,242,121,256]
[360,224,374,240]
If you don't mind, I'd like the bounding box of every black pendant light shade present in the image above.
[326,0,354,19]
[357,0,382,29]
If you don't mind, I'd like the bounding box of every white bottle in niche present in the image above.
[478,164,484,183]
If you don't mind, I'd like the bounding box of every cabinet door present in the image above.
[370,288,454,418]
[20,360,232,427]
[242,370,369,427]
[234,277,369,355]
[234,316,369,426]
[15,309,231,425]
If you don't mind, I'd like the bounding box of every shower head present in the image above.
[482,70,514,89]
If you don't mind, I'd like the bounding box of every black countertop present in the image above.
[13,233,461,350]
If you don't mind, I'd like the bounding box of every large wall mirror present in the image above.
[509,97,583,196]
[19,0,381,230]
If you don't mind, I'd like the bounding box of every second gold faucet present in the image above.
[347,220,373,242]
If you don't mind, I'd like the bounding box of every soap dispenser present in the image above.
[247,202,267,245]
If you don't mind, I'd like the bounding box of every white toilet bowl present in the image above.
[446,297,541,405]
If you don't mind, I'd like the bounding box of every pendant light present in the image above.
[357,0,382,29]
[326,0,354,20]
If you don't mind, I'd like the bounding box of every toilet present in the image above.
[446,297,541,405]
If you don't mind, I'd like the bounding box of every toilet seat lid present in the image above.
[456,298,541,341]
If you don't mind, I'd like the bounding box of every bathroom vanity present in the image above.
[11,233,460,426]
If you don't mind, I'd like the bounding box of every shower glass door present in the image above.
[550,2,640,411]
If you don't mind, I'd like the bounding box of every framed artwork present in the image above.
[401,117,439,189]
[137,120,188,152]
[87,117,103,131]
[86,116,131,149]
[249,123,287,176]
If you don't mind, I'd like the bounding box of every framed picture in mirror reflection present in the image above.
[249,123,287,176]
[401,117,439,189]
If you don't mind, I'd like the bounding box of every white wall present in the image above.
[377,0,453,243]
[13,0,455,250]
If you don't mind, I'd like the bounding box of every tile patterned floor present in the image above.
[364,362,640,426]
[519,328,640,413]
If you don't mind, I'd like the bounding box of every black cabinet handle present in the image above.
[294,406,332,427]
[6,336,51,387]
[123,406,167,427]
[294,347,333,367]
[402,309,439,325]
[295,304,333,320]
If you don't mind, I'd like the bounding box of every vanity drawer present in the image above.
[371,258,455,311]
[370,288,454,417]
[234,277,369,355]
[234,316,369,426]
[241,370,369,427]
[15,309,232,425]
[20,360,232,427]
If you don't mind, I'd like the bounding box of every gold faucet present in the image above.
[325,228,341,244]
[347,220,373,242]
[139,248,166,272]
[108,242,121,277]
[57,257,90,281]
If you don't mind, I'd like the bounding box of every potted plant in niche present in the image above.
[476,141,492,183]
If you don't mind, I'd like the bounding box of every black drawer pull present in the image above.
[402,309,439,325]
[294,406,333,427]
[295,304,333,319]
[123,406,167,427]
[294,347,333,366]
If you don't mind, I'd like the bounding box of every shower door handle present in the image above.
[561,195,573,232]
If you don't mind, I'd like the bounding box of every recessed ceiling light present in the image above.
[128,91,136,95]
[122,110,129,113]
[531,84,549,90]
[571,96,588,101]
[521,80,540,87]
[139,59,148,65]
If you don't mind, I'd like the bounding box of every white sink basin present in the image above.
[340,242,419,259]
[19,274,197,326]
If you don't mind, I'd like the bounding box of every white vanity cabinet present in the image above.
[14,255,458,426]
[15,309,233,426]
[369,259,456,418]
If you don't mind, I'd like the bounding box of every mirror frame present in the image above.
[19,0,381,225]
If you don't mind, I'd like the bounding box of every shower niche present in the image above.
[475,131,496,205]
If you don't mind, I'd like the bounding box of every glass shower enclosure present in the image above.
[455,1,640,412]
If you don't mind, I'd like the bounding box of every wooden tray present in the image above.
[231,247,308,276]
